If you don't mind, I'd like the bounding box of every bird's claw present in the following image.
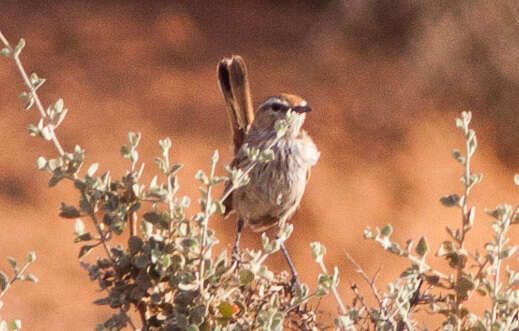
[232,247,242,266]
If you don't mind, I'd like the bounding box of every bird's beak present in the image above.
[292,105,312,113]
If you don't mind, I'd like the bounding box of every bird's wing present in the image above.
[222,152,252,216]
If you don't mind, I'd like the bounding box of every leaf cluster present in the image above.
[6,32,519,331]
[325,112,519,330]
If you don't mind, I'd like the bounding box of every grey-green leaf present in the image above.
[26,251,36,263]
[13,38,25,57]
[380,224,393,237]
[0,47,11,57]
[0,271,8,291]
[415,236,428,257]
[59,203,81,218]
[440,194,460,207]
[239,269,255,286]
[74,219,85,235]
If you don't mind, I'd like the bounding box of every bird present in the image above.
[217,55,319,283]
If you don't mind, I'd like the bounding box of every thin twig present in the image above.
[130,211,137,237]
[90,214,114,261]
[81,191,114,261]
[163,146,176,219]
[0,260,32,299]
[454,115,474,327]
[345,251,383,307]
[284,291,319,313]
[467,256,489,300]
[491,225,506,325]
[138,302,147,330]
[0,30,64,156]
[199,153,218,298]
[123,310,137,331]
[350,283,377,322]
[317,260,347,315]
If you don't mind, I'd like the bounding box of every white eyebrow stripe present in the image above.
[261,97,289,108]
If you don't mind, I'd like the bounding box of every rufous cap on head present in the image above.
[278,93,307,107]
[259,93,311,113]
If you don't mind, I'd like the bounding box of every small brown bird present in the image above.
[217,56,319,282]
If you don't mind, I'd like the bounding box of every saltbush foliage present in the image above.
[0,252,37,331]
[0,32,327,331]
[2,31,519,331]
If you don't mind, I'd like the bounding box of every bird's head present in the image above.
[251,93,312,136]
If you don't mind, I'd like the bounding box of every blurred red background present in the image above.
[1,0,519,329]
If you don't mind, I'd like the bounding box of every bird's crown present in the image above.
[259,93,311,113]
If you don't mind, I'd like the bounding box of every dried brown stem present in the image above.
[345,251,383,307]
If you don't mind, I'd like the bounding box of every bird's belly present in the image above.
[233,156,307,224]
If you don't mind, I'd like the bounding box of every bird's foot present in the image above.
[290,275,300,288]
[290,275,301,294]
[231,246,242,266]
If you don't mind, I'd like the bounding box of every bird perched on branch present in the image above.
[217,55,319,283]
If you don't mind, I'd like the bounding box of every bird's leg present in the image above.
[280,242,300,286]
[232,218,244,264]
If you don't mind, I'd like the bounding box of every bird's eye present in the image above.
[271,102,287,112]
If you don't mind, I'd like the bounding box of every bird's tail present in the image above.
[217,55,254,153]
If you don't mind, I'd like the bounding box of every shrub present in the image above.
[2,31,519,331]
